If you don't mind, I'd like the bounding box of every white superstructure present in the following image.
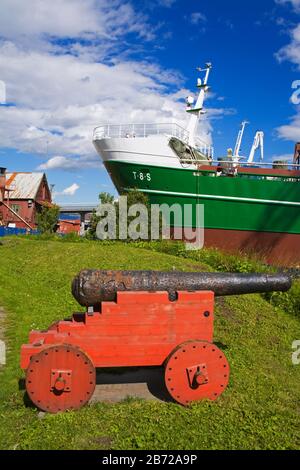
[93,122,213,169]
[93,64,213,170]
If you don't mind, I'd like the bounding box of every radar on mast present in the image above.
[186,96,195,106]
[196,63,212,72]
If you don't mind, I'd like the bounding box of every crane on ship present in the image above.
[234,120,249,159]
[232,121,264,164]
[248,130,264,164]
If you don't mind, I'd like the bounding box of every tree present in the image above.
[87,193,116,239]
[36,204,60,233]
[87,189,162,241]
[117,189,152,241]
[87,210,101,239]
[99,192,115,205]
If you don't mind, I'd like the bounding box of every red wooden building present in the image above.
[0,168,52,230]
[57,217,81,235]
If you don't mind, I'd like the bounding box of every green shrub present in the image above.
[36,205,60,234]
[266,280,300,318]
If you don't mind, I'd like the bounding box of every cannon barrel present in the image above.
[72,270,292,306]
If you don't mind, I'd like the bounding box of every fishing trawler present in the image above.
[93,63,300,266]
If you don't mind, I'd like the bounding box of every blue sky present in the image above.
[0,0,300,203]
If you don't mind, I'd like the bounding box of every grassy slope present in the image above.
[0,238,299,450]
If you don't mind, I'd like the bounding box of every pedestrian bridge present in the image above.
[58,203,98,222]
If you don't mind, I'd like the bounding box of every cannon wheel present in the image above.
[26,344,96,413]
[165,340,230,406]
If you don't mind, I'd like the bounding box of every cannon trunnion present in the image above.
[20,270,291,413]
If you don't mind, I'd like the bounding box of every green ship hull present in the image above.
[102,160,300,266]
[105,160,300,234]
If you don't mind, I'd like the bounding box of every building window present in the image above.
[11,204,20,214]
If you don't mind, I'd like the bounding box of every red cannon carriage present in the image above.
[20,270,291,413]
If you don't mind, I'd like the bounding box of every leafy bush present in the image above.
[59,232,90,243]
[87,189,162,241]
[36,204,60,234]
[133,240,267,273]
[266,280,300,318]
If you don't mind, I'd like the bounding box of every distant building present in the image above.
[0,168,52,229]
[294,142,300,165]
[57,214,81,235]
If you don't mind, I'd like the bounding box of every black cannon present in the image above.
[72,269,292,306]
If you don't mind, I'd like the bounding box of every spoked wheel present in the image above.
[26,344,96,413]
[165,340,230,406]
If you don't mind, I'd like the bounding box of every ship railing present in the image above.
[194,136,214,159]
[93,123,190,142]
[217,160,300,169]
[179,158,300,170]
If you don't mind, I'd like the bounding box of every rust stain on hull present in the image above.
[204,229,300,267]
[171,227,300,267]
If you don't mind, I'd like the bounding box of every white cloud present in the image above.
[0,0,98,39]
[38,155,101,171]
[271,153,294,160]
[0,0,150,46]
[0,42,182,110]
[276,0,300,12]
[0,40,216,166]
[0,38,191,162]
[276,24,300,67]
[275,1,300,141]
[190,12,207,25]
[157,0,177,6]
[277,118,300,141]
[62,183,80,196]
[39,156,71,170]
[0,0,227,171]
[0,80,6,104]
[54,182,80,198]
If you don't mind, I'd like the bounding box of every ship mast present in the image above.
[186,63,212,148]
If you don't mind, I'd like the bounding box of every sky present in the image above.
[0,0,300,203]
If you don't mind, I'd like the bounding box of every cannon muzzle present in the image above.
[72,270,292,306]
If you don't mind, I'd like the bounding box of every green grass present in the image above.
[0,237,300,450]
